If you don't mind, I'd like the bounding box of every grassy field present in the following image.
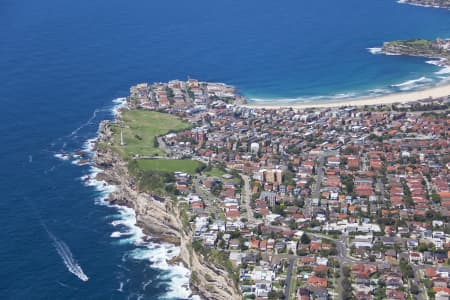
[135,159,204,174]
[111,110,190,159]
[203,167,228,178]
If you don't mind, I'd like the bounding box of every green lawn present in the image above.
[204,167,228,178]
[111,110,190,159]
[135,159,204,174]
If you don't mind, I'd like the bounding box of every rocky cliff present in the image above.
[94,120,241,300]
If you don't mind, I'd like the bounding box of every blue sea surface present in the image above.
[0,0,449,299]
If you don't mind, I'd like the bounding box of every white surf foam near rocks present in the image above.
[112,97,127,116]
[77,98,195,299]
[83,163,194,298]
[82,137,98,155]
[367,47,382,55]
[54,153,70,160]
[397,0,447,9]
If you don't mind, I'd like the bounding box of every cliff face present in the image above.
[95,121,241,300]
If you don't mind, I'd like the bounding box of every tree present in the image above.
[341,174,354,194]
[211,181,223,196]
[268,290,284,300]
[431,193,441,203]
[399,258,414,279]
[289,219,297,230]
[410,284,419,295]
[301,233,311,244]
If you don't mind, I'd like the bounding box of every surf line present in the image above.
[27,198,89,282]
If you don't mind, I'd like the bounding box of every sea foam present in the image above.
[435,66,450,75]
[112,97,127,116]
[397,0,446,9]
[367,47,382,55]
[54,153,70,161]
[77,98,195,299]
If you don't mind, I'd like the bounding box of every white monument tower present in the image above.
[120,129,125,146]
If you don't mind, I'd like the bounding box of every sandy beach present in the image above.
[245,82,450,109]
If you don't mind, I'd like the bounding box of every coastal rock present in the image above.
[94,120,241,300]
[380,38,450,66]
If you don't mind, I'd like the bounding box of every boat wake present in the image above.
[27,197,89,282]
[50,97,126,155]
[68,107,111,139]
[45,227,89,282]
[53,97,196,297]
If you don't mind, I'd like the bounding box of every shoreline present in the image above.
[244,82,450,109]
[397,0,450,9]
[77,78,448,299]
[92,112,240,299]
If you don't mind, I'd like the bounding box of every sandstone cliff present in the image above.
[94,120,241,300]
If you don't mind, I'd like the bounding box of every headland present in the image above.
[87,76,450,300]
[381,38,450,67]
[93,80,244,300]
[398,0,450,9]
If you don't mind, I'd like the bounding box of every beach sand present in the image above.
[245,83,450,110]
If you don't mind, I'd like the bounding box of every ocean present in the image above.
[0,0,448,299]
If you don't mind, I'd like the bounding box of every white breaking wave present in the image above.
[117,281,124,292]
[435,66,450,75]
[110,231,122,238]
[112,97,127,116]
[54,153,70,161]
[249,91,360,104]
[426,59,450,76]
[391,76,432,91]
[334,93,357,99]
[71,159,89,166]
[368,88,390,95]
[367,45,402,56]
[397,0,447,9]
[129,245,192,299]
[426,59,445,67]
[367,47,382,55]
[75,98,195,299]
[82,137,98,155]
[83,165,194,299]
[391,76,429,87]
[384,52,402,56]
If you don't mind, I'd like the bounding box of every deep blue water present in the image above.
[0,0,449,299]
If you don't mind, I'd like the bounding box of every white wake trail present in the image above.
[69,108,109,138]
[46,230,89,282]
[25,198,89,282]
